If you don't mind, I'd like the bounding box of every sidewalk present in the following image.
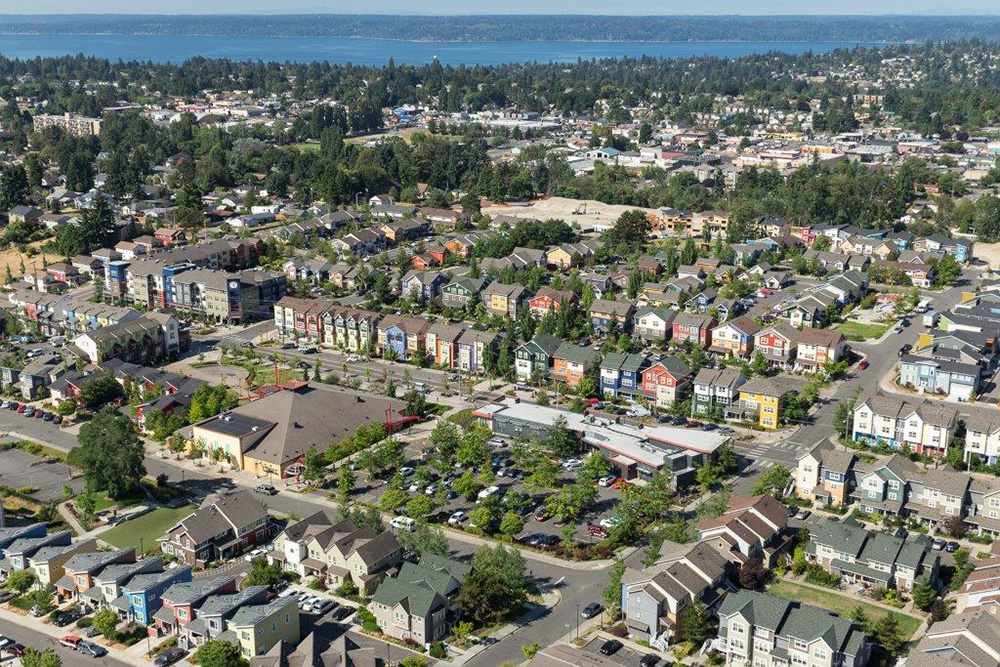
[0,605,145,666]
[57,500,86,535]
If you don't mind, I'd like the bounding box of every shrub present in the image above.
[610,625,628,638]
[429,642,447,659]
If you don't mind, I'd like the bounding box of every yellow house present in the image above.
[229,597,300,659]
[481,283,527,318]
[29,539,97,587]
[726,377,804,430]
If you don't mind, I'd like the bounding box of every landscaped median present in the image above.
[768,580,923,641]
[832,320,892,343]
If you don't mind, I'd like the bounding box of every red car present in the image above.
[587,523,610,538]
[858,359,869,370]
[15,404,25,413]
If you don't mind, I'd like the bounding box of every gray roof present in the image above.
[229,596,297,628]
[372,577,447,618]
[63,547,134,574]
[162,575,236,606]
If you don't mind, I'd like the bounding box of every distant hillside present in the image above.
[0,14,999,43]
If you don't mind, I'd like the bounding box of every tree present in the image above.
[602,558,626,617]
[456,425,491,469]
[943,514,968,538]
[75,492,98,522]
[78,373,124,409]
[187,384,239,424]
[750,465,791,497]
[912,576,936,611]
[92,607,121,638]
[0,163,29,212]
[243,558,283,588]
[604,209,651,254]
[453,471,482,500]
[429,421,460,462]
[6,569,35,593]
[79,191,118,252]
[522,643,541,660]
[546,415,579,458]
[402,389,429,417]
[456,545,528,626]
[378,487,408,512]
[303,445,325,482]
[406,494,435,518]
[738,555,768,590]
[934,253,962,287]
[872,612,904,654]
[74,407,146,498]
[192,640,248,667]
[677,600,711,644]
[336,465,355,505]
[396,522,449,556]
[20,648,62,667]
[500,510,525,538]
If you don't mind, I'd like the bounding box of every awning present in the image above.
[54,575,76,591]
[153,607,175,624]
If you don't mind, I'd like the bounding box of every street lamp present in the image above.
[576,603,580,639]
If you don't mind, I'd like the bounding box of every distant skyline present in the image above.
[8,1,1000,15]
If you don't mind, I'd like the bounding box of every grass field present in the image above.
[769,580,922,639]
[101,504,196,554]
[833,320,891,342]
[286,142,321,152]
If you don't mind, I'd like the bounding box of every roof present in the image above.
[553,342,601,365]
[372,576,446,618]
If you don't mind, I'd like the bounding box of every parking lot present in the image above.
[0,446,83,502]
[356,432,630,549]
[582,635,660,666]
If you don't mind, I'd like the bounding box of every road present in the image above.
[0,622,134,667]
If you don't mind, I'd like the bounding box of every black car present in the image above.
[330,605,356,621]
[316,599,337,615]
[898,344,912,357]
[580,602,602,618]
[945,541,960,553]
[0,590,15,604]
[53,611,82,627]
[154,647,188,666]
[640,655,660,667]
[600,639,623,656]
[670,416,687,426]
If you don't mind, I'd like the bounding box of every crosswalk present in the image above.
[746,440,806,458]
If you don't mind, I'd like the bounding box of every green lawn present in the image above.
[833,320,891,342]
[768,580,922,640]
[101,505,196,555]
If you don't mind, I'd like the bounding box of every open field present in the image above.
[101,504,197,554]
[482,196,662,232]
[833,320,891,342]
[769,580,922,640]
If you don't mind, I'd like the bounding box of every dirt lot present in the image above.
[975,241,1000,269]
[482,196,661,232]
[0,239,52,278]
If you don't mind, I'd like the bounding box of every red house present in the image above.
[529,287,577,318]
[153,574,239,637]
[672,313,716,348]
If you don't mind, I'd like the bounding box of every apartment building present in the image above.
[692,367,747,418]
[697,495,789,566]
[370,554,469,645]
[33,112,102,137]
[717,590,871,667]
[160,490,270,566]
[515,334,563,383]
[851,393,959,457]
[909,609,1000,667]
[795,443,857,506]
[805,517,938,592]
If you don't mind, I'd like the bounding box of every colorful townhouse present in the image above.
[709,315,759,359]
[641,357,693,408]
[552,342,601,388]
[795,442,858,506]
[633,306,677,343]
[55,547,136,602]
[795,327,848,372]
[324,307,380,352]
[727,376,805,430]
[851,393,959,457]
[672,313,716,348]
[426,323,466,370]
[273,296,334,343]
[80,557,163,613]
[440,276,488,310]
[589,299,636,334]
[180,585,270,649]
[481,282,529,318]
[376,315,430,359]
[528,287,577,318]
[229,596,300,659]
[600,353,650,399]
[456,329,500,374]
[691,367,747,418]
[753,322,799,370]
[0,530,72,579]
[154,575,238,637]
[28,539,98,588]
[119,565,193,626]
[401,270,449,304]
[514,335,563,383]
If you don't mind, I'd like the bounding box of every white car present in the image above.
[400,466,415,477]
[424,483,440,495]
[408,481,426,492]
[561,458,583,470]
[448,511,468,526]
[347,354,360,362]
[489,438,505,448]
[278,588,297,598]
[598,475,618,487]
[390,516,416,532]
[244,548,265,562]
[599,516,621,529]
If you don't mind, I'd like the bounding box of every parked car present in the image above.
[581,602,603,618]
[640,654,660,667]
[670,416,687,426]
[945,541,960,553]
[858,359,869,371]
[4,643,24,657]
[330,605,356,621]
[42,411,54,421]
[794,509,811,520]
[586,523,609,538]
[315,599,336,615]
[53,610,82,627]
[244,548,265,562]
[154,648,188,666]
[932,538,946,551]
[600,640,623,656]
[898,344,912,357]
[599,516,621,529]
[389,516,416,532]
[78,641,107,658]
[59,636,82,650]
[717,426,735,435]
[598,475,618,487]
[448,511,468,526]
[533,509,548,522]
[700,422,718,431]
[255,484,277,495]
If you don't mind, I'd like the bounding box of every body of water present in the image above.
[0,33,868,65]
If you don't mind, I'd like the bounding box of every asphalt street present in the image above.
[0,622,134,667]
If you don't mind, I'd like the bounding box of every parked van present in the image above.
[476,485,501,503]
[390,516,416,532]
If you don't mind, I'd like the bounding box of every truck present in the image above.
[923,309,939,327]
[915,299,931,314]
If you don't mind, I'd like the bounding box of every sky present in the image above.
[4,0,998,14]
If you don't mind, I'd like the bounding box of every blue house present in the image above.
[120,565,192,625]
[600,352,649,398]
